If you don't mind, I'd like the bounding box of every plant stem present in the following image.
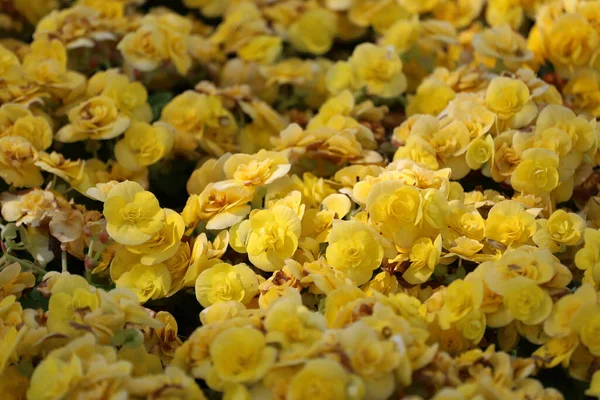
[62,250,68,272]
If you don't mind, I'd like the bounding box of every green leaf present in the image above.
[111,328,144,348]
[148,92,173,122]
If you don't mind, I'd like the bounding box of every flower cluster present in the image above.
[1,0,600,399]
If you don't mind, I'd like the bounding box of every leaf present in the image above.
[111,328,144,348]
[148,91,173,122]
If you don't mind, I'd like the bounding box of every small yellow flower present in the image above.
[238,35,282,64]
[55,96,130,143]
[349,43,407,98]
[439,279,483,329]
[127,208,185,265]
[287,358,354,400]
[116,263,171,303]
[0,104,52,151]
[223,150,290,187]
[0,136,43,188]
[195,262,259,308]
[403,235,442,285]
[184,181,254,230]
[288,8,337,55]
[511,148,559,195]
[533,210,586,253]
[326,220,384,286]
[544,284,596,338]
[209,326,276,384]
[485,200,536,247]
[503,277,553,326]
[115,121,174,171]
[544,13,600,77]
[366,180,422,247]
[235,205,301,272]
[485,76,530,120]
[103,181,166,246]
[466,135,494,170]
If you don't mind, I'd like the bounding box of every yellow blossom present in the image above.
[195,262,259,308]
[485,76,530,120]
[348,43,407,98]
[103,181,165,246]
[209,326,276,384]
[115,121,175,170]
[288,8,337,55]
[485,200,536,247]
[326,220,384,286]
[503,277,553,326]
[116,263,171,303]
[55,96,130,143]
[233,205,301,272]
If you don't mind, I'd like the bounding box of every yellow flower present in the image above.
[326,61,353,95]
[195,262,259,308]
[406,81,456,116]
[535,104,596,153]
[564,69,600,118]
[209,327,276,383]
[485,76,530,119]
[264,294,325,348]
[288,8,337,55]
[485,0,523,29]
[0,104,52,151]
[234,205,301,272]
[439,279,483,329]
[238,35,282,64]
[103,181,166,246]
[116,263,171,303]
[403,235,442,285]
[223,150,290,187]
[544,284,596,338]
[118,23,167,72]
[126,208,185,265]
[503,277,553,326]
[55,96,130,143]
[115,121,174,171]
[485,200,536,247]
[511,148,559,195]
[466,135,494,170]
[381,18,421,54]
[35,151,84,183]
[533,210,586,253]
[587,370,600,398]
[86,69,152,122]
[472,24,533,71]
[0,326,24,374]
[26,353,84,400]
[366,180,422,247]
[0,136,43,188]
[326,220,384,286]
[47,284,100,335]
[184,181,254,230]
[578,308,600,356]
[0,263,34,300]
[545,13,600,77]
[349,43,407,98]
[531,334,579,368]
[575,229,600,281]
[287,358,354,400]
[433,0,484,28]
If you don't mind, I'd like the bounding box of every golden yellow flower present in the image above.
[288,8,337,55]
[195,262,259,307]
[485,76,530,120]
[55,96,130,143]
[115,121,174,171]
[0,136,43,188]
[348,43,407,98]
[103,181,165,246]
[209,326,276,384]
